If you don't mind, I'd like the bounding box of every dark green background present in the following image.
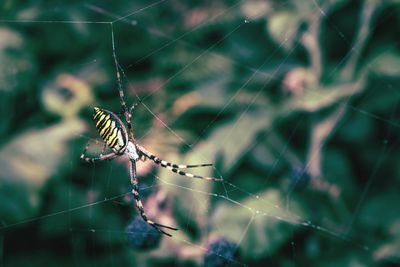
[0,0,399,266]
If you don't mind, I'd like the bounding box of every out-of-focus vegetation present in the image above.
[0,0,399,266]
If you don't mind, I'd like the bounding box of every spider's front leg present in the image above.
[80,142,117,163]
[136,144,223,181]
[129,160,178,237]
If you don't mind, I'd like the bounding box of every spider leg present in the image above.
[137,145,222,181]
[129,101,141,115]
[129,160,178,237]
[165,166,223,181]
[111,26,136,141]
[137,144,213,168]
[80,142,117,163]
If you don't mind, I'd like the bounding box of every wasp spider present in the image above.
[80,69,221,237]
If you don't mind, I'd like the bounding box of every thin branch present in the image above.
[301,10,323,85]
[340,0,381,80]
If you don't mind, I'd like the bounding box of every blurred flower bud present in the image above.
[204,237,240,267]
[290,165,311,191]
[125,216,162,250]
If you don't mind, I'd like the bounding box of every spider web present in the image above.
[0,0,399,266]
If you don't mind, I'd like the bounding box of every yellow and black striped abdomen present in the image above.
[93,107,128,154]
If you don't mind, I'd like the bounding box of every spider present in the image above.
[80,44,221,237]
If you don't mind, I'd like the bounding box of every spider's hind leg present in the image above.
[129,160,178,237]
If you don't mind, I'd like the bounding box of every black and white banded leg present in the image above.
[129,159,178,237]
[137,145,223,182]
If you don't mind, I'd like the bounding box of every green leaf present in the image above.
[267,11,301,50]
[211,189,307,259]
[0,119,86,223]
[367,49,400,77]
[172,78,231,114]
[163,47,234,84]
[160,109,271,233]
[287,79,365,113]
[208,110,272,173]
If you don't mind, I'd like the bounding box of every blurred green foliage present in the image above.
[0,0,399,266]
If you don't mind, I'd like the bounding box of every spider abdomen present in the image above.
[93,107,128,154]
